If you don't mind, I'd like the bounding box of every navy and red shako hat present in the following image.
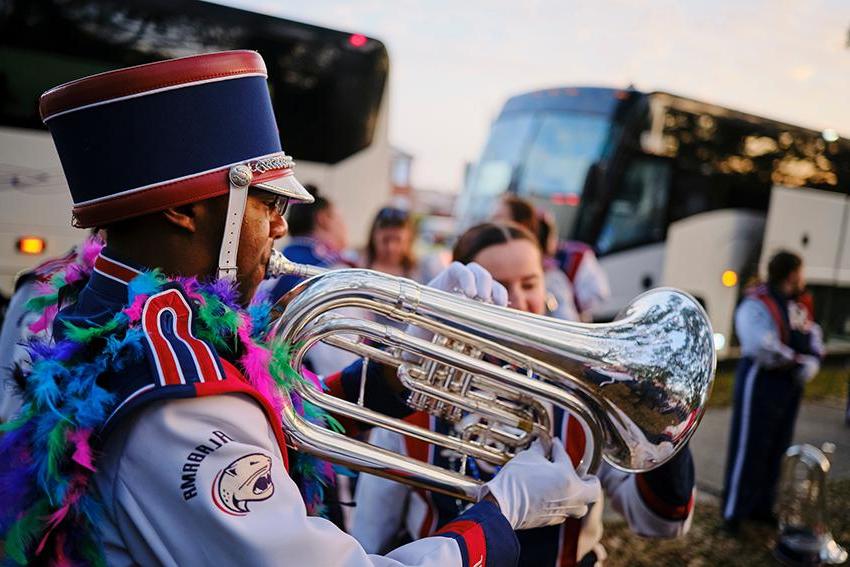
[39,50,313,228]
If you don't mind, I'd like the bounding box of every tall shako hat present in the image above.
[39,50,313,280]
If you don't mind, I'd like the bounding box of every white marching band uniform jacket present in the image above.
[94,394,490,567]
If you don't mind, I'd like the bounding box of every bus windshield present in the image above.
[515,111,609,199]
[460,109,610,232]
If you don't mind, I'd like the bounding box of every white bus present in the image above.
[457,87,850,358]
[0,0,392,296]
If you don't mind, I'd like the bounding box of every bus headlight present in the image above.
[713,332,726,351]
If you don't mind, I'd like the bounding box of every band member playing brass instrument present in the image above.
[0,51,599,567]
[352,223,697,566]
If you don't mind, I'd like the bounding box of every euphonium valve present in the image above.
[266,249,716,500]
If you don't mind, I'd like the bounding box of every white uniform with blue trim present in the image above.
[0,248,80,422]
[722,286,823,524]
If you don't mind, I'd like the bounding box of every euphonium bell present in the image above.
[266,250,716,501]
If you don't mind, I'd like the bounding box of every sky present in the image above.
[220,0,850,193]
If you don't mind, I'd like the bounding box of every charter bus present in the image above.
[0,0,391,296]
[456,87,850,358]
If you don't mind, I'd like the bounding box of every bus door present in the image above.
[590,152,673,320]
[760,185,850,348]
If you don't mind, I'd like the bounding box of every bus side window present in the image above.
[668,170,715,222]
[596,156,672,255]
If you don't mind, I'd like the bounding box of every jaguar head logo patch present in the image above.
[212,453,274,515]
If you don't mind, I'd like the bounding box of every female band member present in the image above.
[351,222,696,566]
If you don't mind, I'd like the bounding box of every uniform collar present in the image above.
[88,247,145,302]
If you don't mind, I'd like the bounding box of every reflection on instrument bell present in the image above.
[774,443,847,566]
[265,249,716,502]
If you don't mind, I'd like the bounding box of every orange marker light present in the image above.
[721,270,738,288]
[18,237,46,255]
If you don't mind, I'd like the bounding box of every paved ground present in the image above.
[691,399,850,495]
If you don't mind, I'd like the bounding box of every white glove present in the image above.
[401,262,509,362]
[484,440,601,530]
[426,262,509,307]
[794,354,820,386]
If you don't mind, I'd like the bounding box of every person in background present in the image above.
[553,239,610,323]
[493,194,612,322]
[362,206,420,280]
[261,184,359,379]
[0,254,73,422]
[491,195,577,320]
[722,250,824,533]
[258,187,359,528]
[0,234,103,422]
[263,184,351,303]
[351,222,695,566]
[492,195,538,238]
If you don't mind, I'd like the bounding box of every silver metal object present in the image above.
[774,443,847,565]
[250,152,295,174]
[265,250,717,501]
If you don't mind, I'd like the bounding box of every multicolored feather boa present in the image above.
[0,239,342,565]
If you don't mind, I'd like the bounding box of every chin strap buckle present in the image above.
[217,165,252,282]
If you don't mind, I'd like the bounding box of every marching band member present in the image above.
[552,239,610,323]
[351,222,695,566]
[492,195,610,322]
[722,250,824,532]
[0,51,598,567]
[262,183,360,379]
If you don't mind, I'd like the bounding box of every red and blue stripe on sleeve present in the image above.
[435,499,518,567]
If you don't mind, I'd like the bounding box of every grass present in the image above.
[602,479,850,566]
[707,363,849,408]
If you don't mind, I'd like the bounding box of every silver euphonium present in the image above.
[266,250,716,501]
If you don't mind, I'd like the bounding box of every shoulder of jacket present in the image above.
[137,287,226,387]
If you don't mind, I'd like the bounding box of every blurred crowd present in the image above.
[268,186,612,323]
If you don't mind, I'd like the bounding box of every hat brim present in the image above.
[253,171,314,203]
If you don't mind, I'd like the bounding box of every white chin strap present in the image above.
[217,165,253,282]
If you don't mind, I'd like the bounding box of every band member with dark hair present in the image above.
[722,250,824,532]
[352,222,696,566]
[0,52,597,567]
